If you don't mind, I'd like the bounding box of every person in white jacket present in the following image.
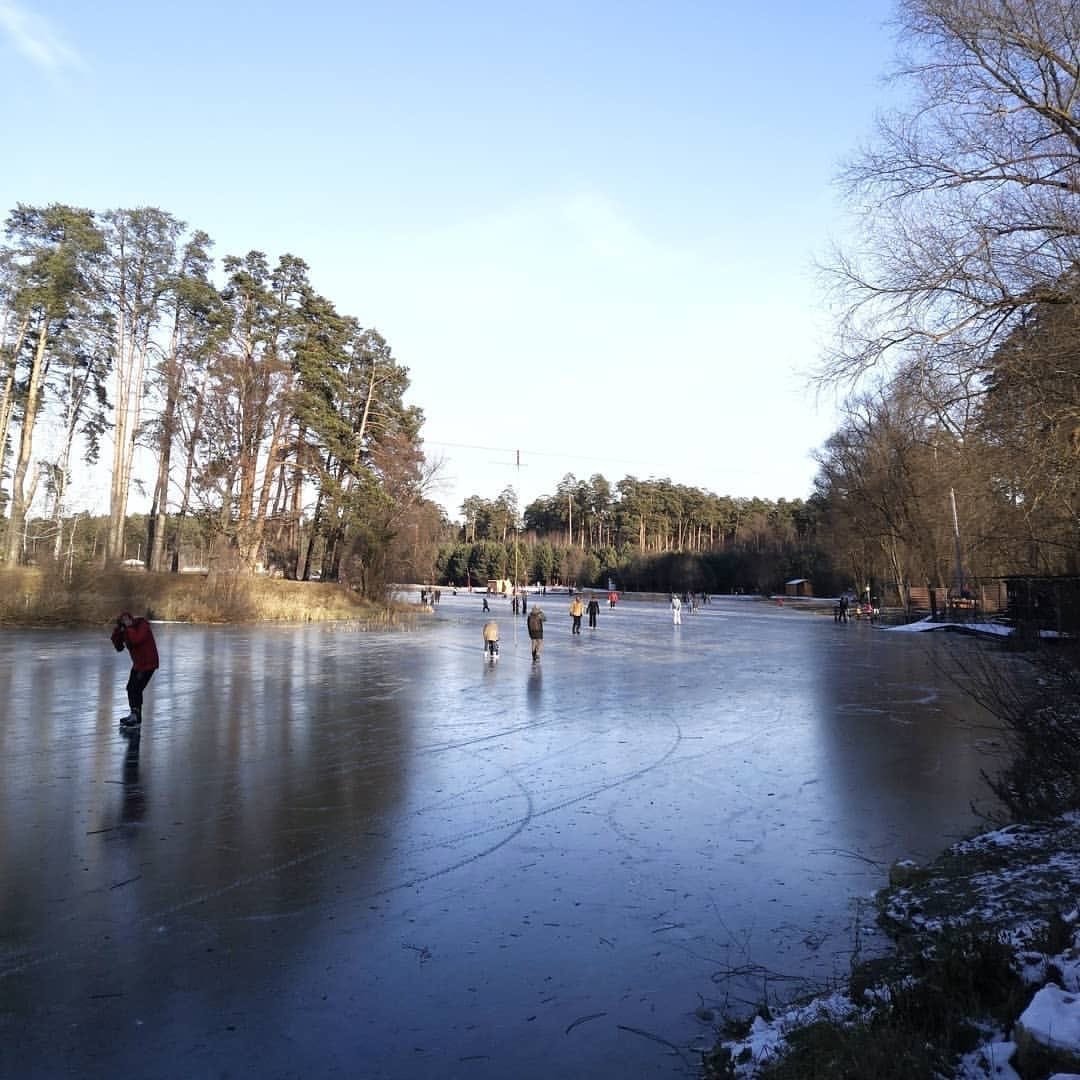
[671,594,682,625]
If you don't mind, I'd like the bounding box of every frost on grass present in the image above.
[718,992,863,1077]
[712,813,1080,1078]
[881,813,1080,940]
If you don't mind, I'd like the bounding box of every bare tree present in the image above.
[145,230,220,572]
[828,0,1080,383]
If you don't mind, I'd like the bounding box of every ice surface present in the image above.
[0,597,1009,1079]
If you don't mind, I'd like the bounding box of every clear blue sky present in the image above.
[0,0,898,520]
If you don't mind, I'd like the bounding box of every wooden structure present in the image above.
[907,582,1007,619]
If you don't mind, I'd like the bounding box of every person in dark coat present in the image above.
[586,595,600,629]
[111,612,159,728]
[526,607,545,661]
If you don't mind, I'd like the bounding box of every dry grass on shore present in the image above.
[0,566,404,628]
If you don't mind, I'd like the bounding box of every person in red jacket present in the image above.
[111,612,159,728]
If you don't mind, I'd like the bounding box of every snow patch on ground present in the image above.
[884,618,1067,639]
[722,992,863,1077]
[953,1035,1020,1079]
[1017,984,1080,1055]
[716,813,1080,1077]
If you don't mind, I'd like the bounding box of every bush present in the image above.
[980,642,1080,819]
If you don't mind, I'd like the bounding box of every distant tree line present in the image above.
[0,204,441,595]
[438,479,829,595]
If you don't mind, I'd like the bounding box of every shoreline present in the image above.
[0,566,401,628]
[708,813,1080,1077]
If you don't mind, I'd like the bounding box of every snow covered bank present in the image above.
[710,814,1080,1078]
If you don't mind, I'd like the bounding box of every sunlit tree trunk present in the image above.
[0,314,29,477]
[104,210,181,564]
[4,324,48,563]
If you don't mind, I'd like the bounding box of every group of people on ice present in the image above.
[671,591,708,622]
[485,585,714,660]
[567,594,602,633]
[483,603,548,662]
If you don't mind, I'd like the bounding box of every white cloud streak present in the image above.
[0,1,82,72]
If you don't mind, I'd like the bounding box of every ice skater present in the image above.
[586,594,599,629]
[527,606,545,661]
[670,594,682,625]
[569,594,584,634]
[110,611,159,728]
[482,619,500,660]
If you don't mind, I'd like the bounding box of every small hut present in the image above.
[784,578,813,598]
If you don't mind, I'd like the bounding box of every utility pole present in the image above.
[514,453,522,592]
[514,450,521,646]
[950,487,964,595]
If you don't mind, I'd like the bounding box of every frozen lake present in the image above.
[0,595,1006,1078]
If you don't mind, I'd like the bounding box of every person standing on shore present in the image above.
[526,606,545,660]
[586,594,600,629]
[110,612,159,728]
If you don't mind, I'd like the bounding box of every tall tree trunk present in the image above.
[885,536,906,609]
[287,432,307,578]
[118,334,150,553]
[106,233,129,564]
[5,324,48,564]
[172,373,206,571]
[301,490,323,582]
[242,406,290,568]
[148,328,182,571]
[0,315,30,474]
[51,348,95,560]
